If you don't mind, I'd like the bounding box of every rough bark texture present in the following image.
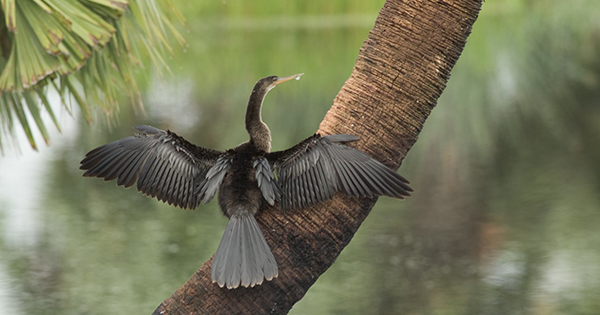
[153,0,482,314]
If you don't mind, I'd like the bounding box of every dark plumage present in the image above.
[80,74,413,289]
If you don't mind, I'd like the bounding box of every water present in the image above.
[1,1,600,314]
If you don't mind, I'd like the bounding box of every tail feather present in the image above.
[212,213,278,289]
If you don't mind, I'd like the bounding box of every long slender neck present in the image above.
[245,85,272,152]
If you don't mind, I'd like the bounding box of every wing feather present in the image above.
[268,134,412,210]
[199,154,232,204]
[116,150,146,187]
[253,157,282,206]
[80,125,224,209]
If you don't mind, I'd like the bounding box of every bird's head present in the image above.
[256,73,304,93]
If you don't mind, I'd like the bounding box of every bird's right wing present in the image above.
[80,125,226,210]
[268,134,412,210]
[253,157,282,206]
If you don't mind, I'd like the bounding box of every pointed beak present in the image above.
[274,73,303,85]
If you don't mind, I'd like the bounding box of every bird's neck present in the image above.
[245,87,272,152]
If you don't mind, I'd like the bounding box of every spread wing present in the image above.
[253,157,282,206]
[267,134,412,210]
[199,154,233,205]
[80,125,226,209]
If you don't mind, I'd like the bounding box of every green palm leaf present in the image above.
[0,0,184,151]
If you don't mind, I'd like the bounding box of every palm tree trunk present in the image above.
[153,0,483,314]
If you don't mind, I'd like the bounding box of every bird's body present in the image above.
[218,143,265,219]
[80,74,412,289]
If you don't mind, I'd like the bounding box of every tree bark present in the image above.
[153,0,482,314]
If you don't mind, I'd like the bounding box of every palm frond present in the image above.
[0,0,185,152]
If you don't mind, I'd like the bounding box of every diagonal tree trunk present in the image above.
[153,0,483,314]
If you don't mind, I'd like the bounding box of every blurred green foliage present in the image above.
[0,0,184,151]
[1,0,599,314]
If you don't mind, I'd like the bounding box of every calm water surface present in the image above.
[1,1,600,314]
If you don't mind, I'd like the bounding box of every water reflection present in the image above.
[1,1,600,314]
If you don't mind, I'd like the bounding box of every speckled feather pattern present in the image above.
[80,76,412,290]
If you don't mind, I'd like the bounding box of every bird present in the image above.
[80,74,413,289]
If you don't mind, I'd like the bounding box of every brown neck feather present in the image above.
[245,84,272,152]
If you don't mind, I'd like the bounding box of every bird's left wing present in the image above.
[267,134,412,210]
[80,125,225,210]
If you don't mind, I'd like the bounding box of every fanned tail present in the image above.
[211,213,278,289]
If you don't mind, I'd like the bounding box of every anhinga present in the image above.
[80,74,412,289]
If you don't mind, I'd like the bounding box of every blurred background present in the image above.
[1,0,600,314]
